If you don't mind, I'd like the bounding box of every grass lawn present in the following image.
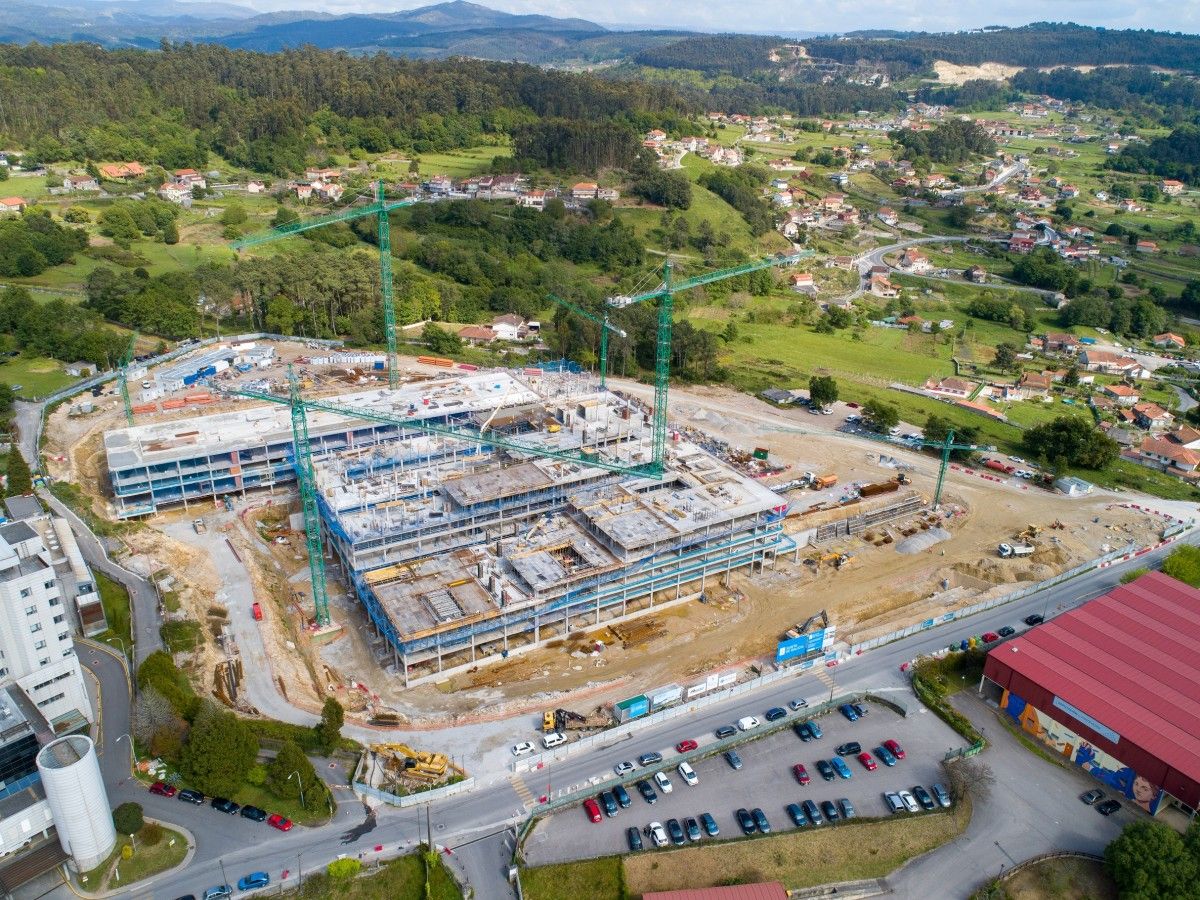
[93,571,133,660]
[79,824,189,892]
[0,355,78,399]
[232,782,334,828]
[522,857,623,900]
[974,856,1116,900]
[283,853,460,899]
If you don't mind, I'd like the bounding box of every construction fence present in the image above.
[352,776,477,809]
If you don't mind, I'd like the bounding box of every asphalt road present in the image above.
[524,699,960,866]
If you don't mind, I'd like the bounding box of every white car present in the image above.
[898,790,920,813]
[542,732,566,749]
[647,822,669,848]
[654,771,673,794]
[1008,455,1025,464]
[677,762,698,787]
[512,742,535,757]
[788,697,809,711]
[614,761,635,777]
[737,716,760,731]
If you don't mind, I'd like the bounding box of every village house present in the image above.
[1016,371,1052,397]
[1133,402,1174,431]
[1042,333,1081,353]
[97,162,145,181]
[1101,383,1140,406]
[457,326,497,345]
[1008,231,1036,253]
[1125,432,1200,480]
[1079,348,1144,378]
[65,361,97,377]
[294,183,313,201]
[304,167,341,183]
[490,314,528,341]
[597,187,619,202]
[924,376,975,398]
[1118,198,1143,213]
[897,248,932,274]
[426,175,453,195]
[1160,179,1185,196]
[1153,332,1186,350]
[645,129,667,145]
[157,183,192,205]
[571,182,599,200]
[246,180,266,194]
[0,197,26,216]
[876,207,898,226]
[1136,240,1159,254]
[313,182,343,202]
[820,194,845,212]
[63,174,99,192]
[870,275,899,298]
[171,169,206,190]
[788,272,817,295]
[965,265,987,284]
[519,189,547,210]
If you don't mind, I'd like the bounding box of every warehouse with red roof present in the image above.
[982,571,1200,818]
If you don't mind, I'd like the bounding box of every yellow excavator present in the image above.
[369,743,464,782]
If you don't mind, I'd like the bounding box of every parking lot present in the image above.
[523,698,964,866]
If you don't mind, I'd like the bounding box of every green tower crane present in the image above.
[117,332,138,426]
[546,293,626,390]
[862,426,978,510]
[285,366,332,628]
[231,180,418,389]
[610,251,813,475]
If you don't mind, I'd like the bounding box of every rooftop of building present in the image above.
[2,496,43,522]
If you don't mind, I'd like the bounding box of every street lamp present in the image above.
[219,857,230,890]
[115,733,140,772]
[289,771,305,809]
[297,852,303,889]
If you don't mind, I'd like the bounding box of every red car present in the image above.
[792,763,810,785]
[583,798,602,824]
[267,814,294,832]
[982,631,999,643]
[883,739,906,760]
[149,781,177,798]
[675,739,698,754]
[857,752,878,771]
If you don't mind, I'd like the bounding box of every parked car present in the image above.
[820,800,840,822]
[830,757,852,780]
[801,799,822,825]
[1096,799,1122,816]
[178,789,204,805]
[583,798,602,824]
[931,783,952,808]
[737,716,760,731]
[715,725,737,739]
[725,750,743,771]
[626,827,643,852]
[788,698,809,711]
[678,761,698,787]
[838,703,859,722]
[1023,614,1044,626]
[613,784,631,809]
[884,792,905,814]
[913,785,936,810]
[666,818,685,845]
[149,781,177,798]
[786,803,807,827]
[512,742,535,757]
[684,816,702,842]
[675,739,698,754]
[794,722,813,742]
[211,798,240,815]
[792,763,810,785]
[653,771,673,794]
[898,790,920,813]
[700,812,720,837]
[981,631,1000,643]
[638,752,663,767]
[839,798,856,819]
[751,808,771,833]
[883,739,906,760]
[267,814,293,832]
[598,790,618,818]
[614,761,635,777]
[201,888,231,900]
[646,822,668,847]
[542,732,566,749]
[816,759,836,782]
[765,707,787,722]
[997,626,1016,638]
[236,873,270,892]
[857,752,878,771]
[874,745,897,767]
[240,805,267,822]
[807,720,823,740]
[1080,789,1105,806]
[636,780,657,804]
[735,807,757,835]
[836,741,861,756]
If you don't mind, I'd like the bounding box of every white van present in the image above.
[542,732,566,749]
[677,761,698,787]
[737,716,760,732]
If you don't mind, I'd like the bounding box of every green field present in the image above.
[0,355,79,398]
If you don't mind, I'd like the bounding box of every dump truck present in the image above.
[545,708,611,733]
[811,474,838,489]
[998,543,1035,558]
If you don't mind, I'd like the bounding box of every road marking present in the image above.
[509,775,535,808]
[813,667,839,693]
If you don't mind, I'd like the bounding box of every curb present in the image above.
[67,818,197,899]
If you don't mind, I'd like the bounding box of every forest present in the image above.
[1110,126,1200,185]
[890,119,996,165]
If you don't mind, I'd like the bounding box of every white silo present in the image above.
[36,735,116,870]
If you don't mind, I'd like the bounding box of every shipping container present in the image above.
[649,684,683,711]
[984,459,1015,475]
[614,695,650,723]
[457,363,479,372]
[373,361,385,371]
[859,480,900,497]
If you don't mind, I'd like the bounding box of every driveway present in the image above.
[888,691,1126,898]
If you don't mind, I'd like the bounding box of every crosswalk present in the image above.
[509,774,536,808]
[813,666,839,694]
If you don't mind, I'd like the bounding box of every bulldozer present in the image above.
[369,743,464,783]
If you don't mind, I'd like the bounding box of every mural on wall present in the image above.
[1000,689,1165,815]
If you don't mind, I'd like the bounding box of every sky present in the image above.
[217,0,1200,35]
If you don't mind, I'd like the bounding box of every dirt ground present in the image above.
[45,354,1169,728]
[996,857,1117,900]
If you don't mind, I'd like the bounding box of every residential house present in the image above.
[313,182,343,202]
[1153,332,1186,350]
[1043,333,1081,353]
[772,192,794,208]
[1101,384,1140,406]
[490,314,528,341]
[896,315,924,328]
[1008,231,1037,253]
[876,207,898,226]
[457,326,497,345]
[924,376,975,398]
[1136,240,1159,254]
[820,194,845,212]
[571,183,599,200]
[1160,179,1185,196]
[171,169,206,190]
[1016,371,1052,397]
[1125,435,1200,480]
[246,181,266,194]
[788,272,817,295]
[97,162,145,180]
[294,183,313,201]
[0,197,25,216]
[1118,198,1143,213]
[1170,425,1200,449]
[1133,402,1174,431]
[965,265,987,284]
[826,255,855,270]
[62,174,98,192]
[426,175,453,195]
[519,189,547,210]
[304,167,341,183]
[870,275,898,298]
[1079,349,1144,378]
[597,187,619,202]
[65,362,97,377]
[645,129,667,145]
[897,249,931,274]
[156,183,191,205]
